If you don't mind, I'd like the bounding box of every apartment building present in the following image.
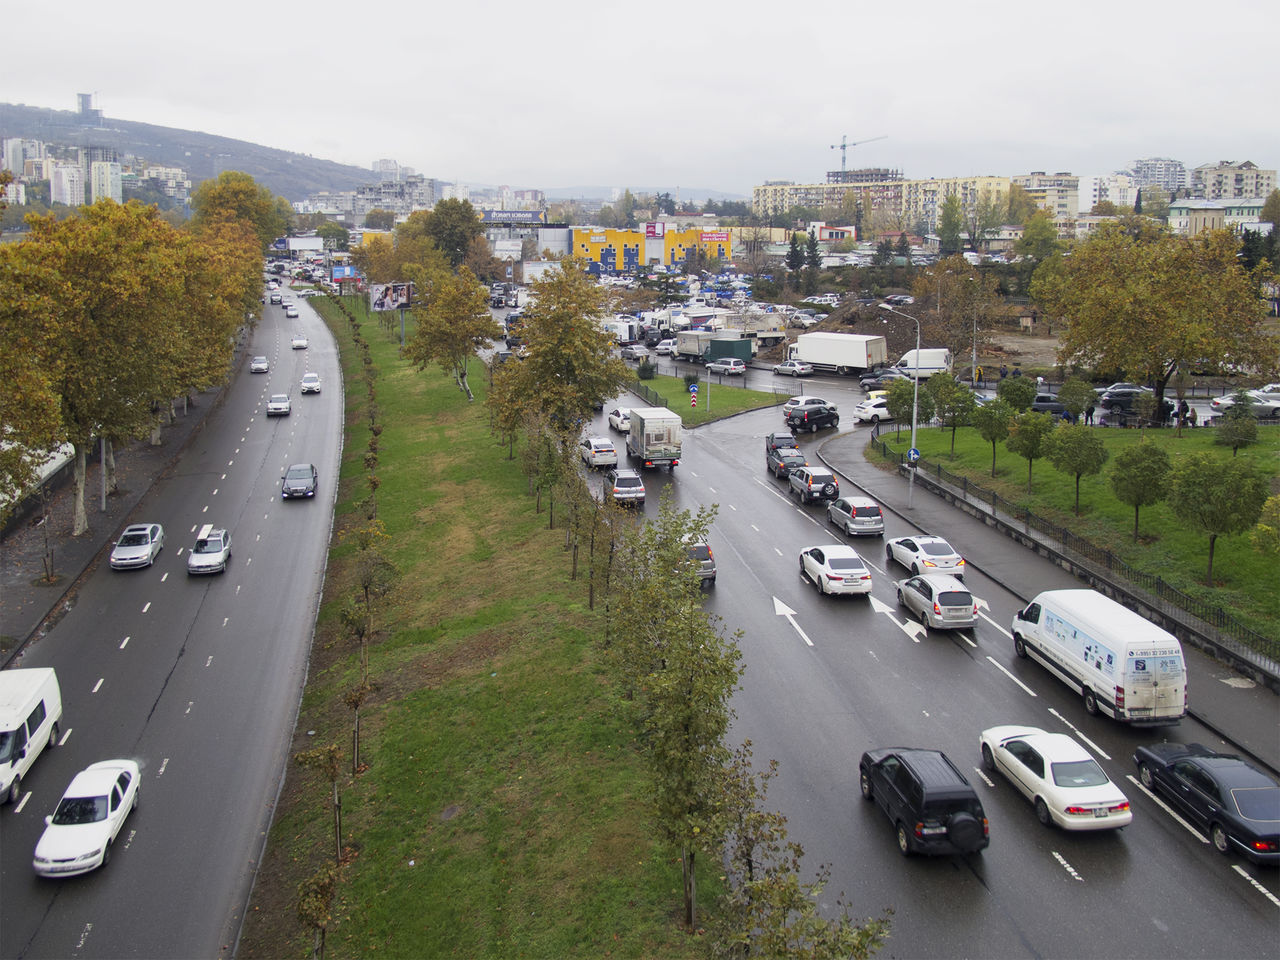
[91,161,123,203]
[1010,171,1079,219]
[1191,160,1276,199]
[1131,157,1187,194]
[50,164,85,206]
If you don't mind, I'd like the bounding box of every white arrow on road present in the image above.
[870,596,928,643]
[773,597,814,646]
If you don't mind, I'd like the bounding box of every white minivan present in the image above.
[1011,589,1186,725]
[891,348,952,379]
[1,668,64,804]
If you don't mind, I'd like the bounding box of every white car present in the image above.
[291,334,308,349]
[579,436,618,468]
[706,357,746,375]
[109,523,164,569]
[798,544,873,596]
[249,356,269,373]
[32,759,140,877]
[607,408,631,432]
[654,339,678,356]
[885,535,965,578]
[773,360,814,377]
[285,306,300,319]
[187,524,232,575]
[782,395,828,417]
[979,726,1133,831]
[300,372,322,394]
[852,398,893,423]
[266,394,291,416]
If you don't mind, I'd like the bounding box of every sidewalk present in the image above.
[815,426,1280,777]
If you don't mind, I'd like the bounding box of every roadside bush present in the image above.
[637,358,657,380]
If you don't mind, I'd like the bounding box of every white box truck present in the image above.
[1010,589,1187,725]
[676,329,714,361]
[787,332,888,376]
[1,667,63,804]
[626,407,682,469]
[891,348,952,379]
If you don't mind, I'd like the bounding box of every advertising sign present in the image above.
[332,265,357,279]
[700,231,729,242]
[370,282,413,312]
[481,210,547,224]
[493,239,523,259]
[645,222,666,238]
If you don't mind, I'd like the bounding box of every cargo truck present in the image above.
[676,329,714,361]
[626,407,682,470]
[787,332,888,376]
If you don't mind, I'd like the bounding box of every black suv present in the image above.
[767,446,807,479]
[859,748,989,857]
[786,401,839,433]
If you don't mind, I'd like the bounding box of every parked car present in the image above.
[186,524,232,575]
[1133,742,1279,863]
[852,398,892,423]
[605,467,645,506]
[826,496,884,537]
[767,446,808,479]
[281,463,318,499]
[620,344,648,361]
[785,401,839,433]
[859,748,989,856]
[706,357,746,375]
[981,726,1132,831]
[860,371,908,391]
[799,544,872,596]
[895,574,978,630]
[109,523,164,570]
[789,466,840,504]
[32,759,140,877]
[291,334,308,349]
[773,360,814,377]
[266,393,292,416]
[249,356,269,373]
[886,535,965,577]
[782,395,828,417]
[1209,392,1280,418]
[607,407,631,432]
[579,436,618,468]
[1030,393,1068,416]
[1099,387,1174,420]
[300,372,322,394]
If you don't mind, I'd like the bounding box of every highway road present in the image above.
[0,295,340,958]
[583,391,1280,960]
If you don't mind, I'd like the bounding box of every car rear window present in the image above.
[828,557,867,572]
[688,544,711,561]
[853,506,881,518]
[616,477,641,488]
[1231,785,1280,821]
[1051,759,1109,787]
[921,542,954,556]
[937,591,972,607]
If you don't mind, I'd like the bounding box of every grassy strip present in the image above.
[876,422,1280,635]
[238,299,710,958]
[631,372,785,425]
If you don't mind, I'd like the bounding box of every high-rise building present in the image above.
[1130,157,1187,194]
[3,137,24,176]
[91,161,123,203]
[1011,172,1079,220]
[51,164,85,206]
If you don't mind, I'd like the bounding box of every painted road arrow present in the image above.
[773,596,814,647]
[870,595,929,643]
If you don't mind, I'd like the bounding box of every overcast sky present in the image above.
[8,0,1276,197]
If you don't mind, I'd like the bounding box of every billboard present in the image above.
[370,282,413,312]
[645,222,666,238]
[493,239,523,259]
[332,265,357,279]
[700,231,730,242]
[481,210,547,224]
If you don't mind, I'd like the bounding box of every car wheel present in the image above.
[947,811,985,851]
[810,423,818,434]
[1034,797,1053,827]
[896,822,913,856]
[1138,762,1155,790]
[1210,823,1230,855]
[1083,688,1100,715]
[102,839,113,867]
[48,721,61,747]
[981,743,995,771]
[911,563,921,576]
[896,588,906,607]
[1110,404,1123,416]
[870,414,880,424]
[860,770,873,800]
[831,417,839,428]
[6,775,20,805]
[1013,634,1028,658]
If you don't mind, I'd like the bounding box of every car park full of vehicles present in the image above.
[767,446,808,478]
[706,357,746,375]
[186,524,232,575]
[266,394,292,416]
[300,372,322,393]
[789,466,840,503]
[281,463,319,499]
[250,356,269,373]
[886,536,965,577]
[0,668,63,805]
[579,436,618,468]
[785,401,839,433]
[773,360,813,377]
[981,726,1132,831]
[1011,589,1186,724]
[799,544,873,596]
[859,748,989,856]
[1132,742,1278,862]
[605,467,645,505]
[826,496,884,536]
[895,574,977,630]
[787,332,887,376]
[32,759,139,877]
[109,523,165,569]
[626,407,681,469]
[852,398,892,423]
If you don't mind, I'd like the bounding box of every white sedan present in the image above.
[32,760,140,876]
[980,726,1132,831]
[266,393,292,416]
[291,334,309,349]
[607,407,631,432]
[300,372,322,394]
[773,360,814,377]
[782,395,828,417]
[798,544,873,596]
[579,436,618,468]
[886,535,965,578]
[851,398,893,423]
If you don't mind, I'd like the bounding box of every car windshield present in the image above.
[118,532,149,546]
[1231,785,1280,821]
[271,395,289,403]
[52,794,109,825]
[0,730,12,763]
[194,537,224,554]
[921,542,955,557]
[1051,759,1109,787]
[828,557,866,572]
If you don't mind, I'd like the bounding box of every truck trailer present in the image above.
[626,407,682,469]
[787,332,888,376]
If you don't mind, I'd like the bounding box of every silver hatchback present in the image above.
[895,574,977,630]
[827,496,884,536]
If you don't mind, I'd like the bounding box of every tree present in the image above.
[973,398,1014,477]
[403,267,503,401]
[1250,495,1280,557]
[1004,410,1055,491]
[1032,222,1278,415]
[964,189,1006,252]
[1091,200,1119,216]
[364,208,396,230]
[1006,183,1040,225]
[1055,377,1097,422]
[873,237,893,266]
[1168,452,1268,584]
[785,233,805,282]
[1044,424,1109,515]
[1108,441,1171,541]
[316,221,350,251]
[894,232,912,262]
[937,195,964,255]
[1259,188,1280,227]
[910,257,1003,361]
[422,198,484,269]
[996,373,1036,411]
[1214,407,1258,455]
[1013,209,1062,262]
[190,170,290,253]
[927,373,976,455]
[885,377,934,438]
[1142,185,1171,221]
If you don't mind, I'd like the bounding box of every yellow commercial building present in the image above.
[571,226,731,274]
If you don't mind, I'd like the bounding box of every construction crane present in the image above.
[830,134,888,173]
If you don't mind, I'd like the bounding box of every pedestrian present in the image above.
[1085,403,1095,426]
[1012,367,1022,378]
[1188,406,1197,427]
[1177,399,1189,428]
[1036,375,1045,389]
[999,363,1008,380]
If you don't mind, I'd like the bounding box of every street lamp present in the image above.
[968,276,978,390]
[879,303,921,508]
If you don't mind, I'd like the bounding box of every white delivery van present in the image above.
[892,348,952,379]
[0,667,64,804]
[1011,589,1186,725]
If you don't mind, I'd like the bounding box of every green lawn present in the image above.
[631,371,785,425]
[876,421,1280,642]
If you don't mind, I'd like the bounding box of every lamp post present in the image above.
[969,276,978,390]
[879,303,921,508]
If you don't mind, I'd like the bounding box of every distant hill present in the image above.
[0,102,373,201]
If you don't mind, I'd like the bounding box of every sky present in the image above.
[7,0,1277,198]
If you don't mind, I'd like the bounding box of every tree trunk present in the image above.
[1133,505,1140,542]
[332,781,343,865]
[1074,474,1081,516]
[990,441,997,478]
[1026,458,1033,493]
[1206,533,1217,586]
[72,443,89,536]
[683,844,697,928]
[105,439,118,493]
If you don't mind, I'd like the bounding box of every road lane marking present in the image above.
[973,767,995,787]
[202,505,208,513]
[774,547,783,557]
[212,488,219,496]
[750,524,760,532]
[773,597,814,647]
[161,572,169,582]
[221,473,227,480]
[1052,851,1084,881]
[58,728,70,746]
[223,617,229,627]
[228,459,234,466]
[92,678,104,693]
[978,610,1011,637]
[158,757,169,776]
[985,657,1038,696]
[727,503,737,511]
[1125,775,1208,843]
[186,701,194,715]
[120,636,130,650]
[1234,865,1280,907]
[76,923,93,950]
[708,485,717,493]
[142,602,151,613]
[1048,709,1111,760]
[15,791,31,813]
[871,596,927,643]
[206,656,213,667]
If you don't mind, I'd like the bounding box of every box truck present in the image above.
[626,407,682,469]
[891,348,952,379]
[787,332,888,376]
[1,668,63,804]
[1010,589,1187,725]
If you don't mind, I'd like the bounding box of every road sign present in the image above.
[689,383,698,393]
[907,447,920,462]
[691,394,697,408]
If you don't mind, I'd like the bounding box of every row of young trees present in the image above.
[1,176,269,531]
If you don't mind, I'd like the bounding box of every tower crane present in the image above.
[830,134,888,173]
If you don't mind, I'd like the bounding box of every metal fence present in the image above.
[868,434,1279,669]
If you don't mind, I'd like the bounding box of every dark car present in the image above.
[1030,393,1068,417]
[765,431,799,453]
[785,402,839,434]
[860,371,907,391]
[281,463,318,499]
[1133,742,1279,864]
[1100,387,1174,420]
[859,748,989,856]
[788,466,840,503]
[766,446,808,479]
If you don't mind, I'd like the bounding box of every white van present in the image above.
[1,668,64,804]
[892,348,952,379]
[1011,590,1186,725]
